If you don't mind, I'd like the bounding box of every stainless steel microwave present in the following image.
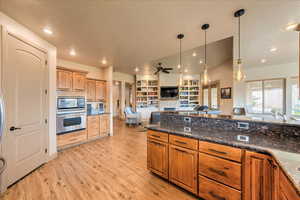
[57,96,85,111]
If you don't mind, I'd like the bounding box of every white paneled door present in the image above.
[2,32,48,187]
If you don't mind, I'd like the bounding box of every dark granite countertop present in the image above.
[146,125,300,194]
[87,112,111,116]
[158,111,300,127]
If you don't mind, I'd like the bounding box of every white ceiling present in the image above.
[0,0,299,74]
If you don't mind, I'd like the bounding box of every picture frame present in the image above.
[221,87,232,99]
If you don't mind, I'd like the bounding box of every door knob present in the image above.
[10,126,21,131]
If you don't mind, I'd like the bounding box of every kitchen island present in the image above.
[146,112,300,200]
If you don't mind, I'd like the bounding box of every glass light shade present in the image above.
[234,59,246,81]
[179,73,183,86]
[202,66,210,86]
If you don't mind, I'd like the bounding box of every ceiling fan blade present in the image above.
[164,68,173,70]
[163,70,170,74]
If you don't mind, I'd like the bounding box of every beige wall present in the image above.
[208,59,233,115]
[113,71,135,83]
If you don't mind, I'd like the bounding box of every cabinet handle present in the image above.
[267,159,278,169]
[209,191,226,200]
[208,148,227,155]
[208,167,228,177]
[175,140,187,145]
[150,141,162,146]
[175,148,187,154]
[152,135,160,138]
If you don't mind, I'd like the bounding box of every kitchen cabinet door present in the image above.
[278,168,300,200]
[169,144,198,194]
[100,114,110,136]
[96,81,106,101]
[87,115,100,139]
[86,80,96,101]
[244,151,274,200]
[57,69,72,90]
[72,72,86,91]
[147,139,169,179]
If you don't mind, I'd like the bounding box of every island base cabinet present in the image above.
[147,139,169,179]
[198,175,241,200]
[169,145,198,195]
[244,151,274,200]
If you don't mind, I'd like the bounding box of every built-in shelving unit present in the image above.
[136,80,159,108]
[179,79,200,107]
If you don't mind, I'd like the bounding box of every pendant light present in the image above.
[202,24,210,86]
[177,33,184,85]
[234,9,246,82]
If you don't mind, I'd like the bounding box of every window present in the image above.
[291,78,300,116]
[211,87,218,109]
[203,88,209,106]
[202,81,220,109]
[246,79,285,114]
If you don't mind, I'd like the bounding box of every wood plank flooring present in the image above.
[1,119,197,200]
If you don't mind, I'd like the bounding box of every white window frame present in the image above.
[246,78,286,115]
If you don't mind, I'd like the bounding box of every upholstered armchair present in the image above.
[124,107,142,126]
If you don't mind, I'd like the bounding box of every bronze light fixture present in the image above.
[233,9,246,82]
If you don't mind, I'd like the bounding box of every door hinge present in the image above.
[45,148,48,154]
[45,119,48,124]
[45,89,48,95]
[45,60,48,65]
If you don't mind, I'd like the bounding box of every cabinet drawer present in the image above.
[199,141,242,162]
[199,175,241,200]
[169,135,198,150]
[147,130,168,143]
[199,153,241,190]
[57,130,87,147]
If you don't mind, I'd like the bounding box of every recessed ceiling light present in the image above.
[184,69,188,73]
[270,47,277,52]
[101,58,107,65]
[286,23,298,31]
[70,49,76,56]
[199,60,203,64]
[261,59,267,63]
[135,67,139,72]
[177,64,181,69]
[43,28,53,35]
[192,52,197,57]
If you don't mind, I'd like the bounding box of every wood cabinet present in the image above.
[198,175,241,200]
[86,80,96,101]
[169,144,198,194]
[147,139,169,179]
[56,67,87,91]
[96,81,106,101]
[277,166,300,200]
[72,72,86,91]
[199,152,242,190]
[244,151,274,200]
[100,114,110,136]
[147,130,300,199]
[57,69,72,90]
[87,115,100,139]
[57,130,87,149]
[86,79,107,101]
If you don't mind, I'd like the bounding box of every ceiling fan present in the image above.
[154,62,173,75]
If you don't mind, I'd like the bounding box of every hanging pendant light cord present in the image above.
[238,16,241,60]
[205,29,207,65]
[180,38,182,67]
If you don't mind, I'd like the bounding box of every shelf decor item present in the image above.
[221,87,232,99]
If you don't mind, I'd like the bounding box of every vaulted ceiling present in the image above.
[0,0,299,74]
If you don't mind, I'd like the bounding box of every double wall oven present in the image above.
[56,96,86,134]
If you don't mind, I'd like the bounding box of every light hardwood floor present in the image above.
[1,119,197,200]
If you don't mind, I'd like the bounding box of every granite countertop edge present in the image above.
[146,125,300,194]
[87,112,111,116]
